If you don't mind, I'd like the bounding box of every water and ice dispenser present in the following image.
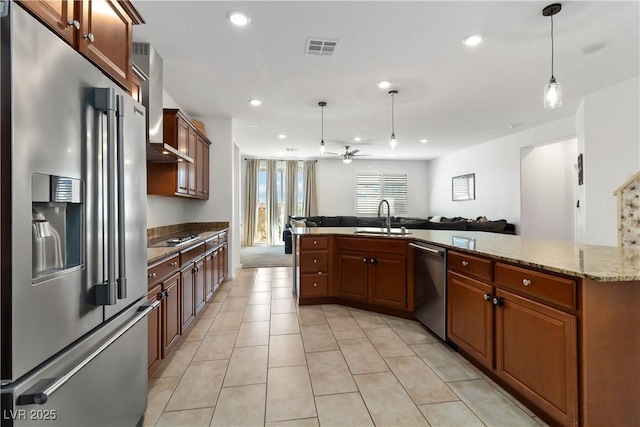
[31,173,83,282]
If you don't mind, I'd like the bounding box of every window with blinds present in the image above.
[356,173,408,215]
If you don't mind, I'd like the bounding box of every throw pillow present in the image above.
[290,218,306,228]
[430,215,442,223]
[305,220,318,227]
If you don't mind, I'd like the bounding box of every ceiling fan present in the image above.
[325,146,369,164]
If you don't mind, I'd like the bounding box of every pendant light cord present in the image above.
[321,105,324,141]
[550,13,555,79]
[391,93,395,135]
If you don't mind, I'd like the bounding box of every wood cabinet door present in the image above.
[180,266,195,332]
[447,271,494,369]
[495,289,578,427]
[187,127,198,196]
[162,272,181,355]
[196,136,206,198]
[221,243,228,281]
[337,250,368,302]
[176,118,190,195]
[194,258,206,315]
[368,252,407,309]
[202,142,210,199]
[17,0,76,45]
[147,284,162,375]
[77,0,132,90]
[211,249,220,292]
[204,253,214,302]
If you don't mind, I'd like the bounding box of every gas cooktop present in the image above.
[150,234,200,248]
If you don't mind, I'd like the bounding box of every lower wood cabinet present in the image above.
[146,284,162,375]
[180,264,196,333]
[162,272,181,355]
[194,257,206,315]
[447,251,578,427]
[337,251,368,302]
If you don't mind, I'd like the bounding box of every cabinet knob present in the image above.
[483,293,492,301]
[313,259,317,264]
[313,240,317,245]
[369,258,376,264]
[148,272,156,278]
[362,257,367,263]
[462,260,469,267]
[492,297,505,307]
[522,278,532,286]
[83,33,94,43]
[313,283,317,288]
[68,20,80,29]
[169,261,178,267]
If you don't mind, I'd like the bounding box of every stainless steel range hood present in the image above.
[132,43,193,163]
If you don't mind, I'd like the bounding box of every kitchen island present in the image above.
[291,227,640,427]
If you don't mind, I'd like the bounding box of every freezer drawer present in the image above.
[2,300,154,427]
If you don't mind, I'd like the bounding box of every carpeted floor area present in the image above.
[240,245,293,268]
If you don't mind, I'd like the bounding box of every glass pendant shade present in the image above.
[320,140,326,154]
[544,77,562,109]
[389,134,398,150]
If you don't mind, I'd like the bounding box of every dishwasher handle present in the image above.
[409,242,445,257]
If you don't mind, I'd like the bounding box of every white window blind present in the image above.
[356,173,408,215]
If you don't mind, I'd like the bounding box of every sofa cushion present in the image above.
[290,218,307,227]
[321,216,342,227]
[426,221,467,230]
[466,219,507,232]
[341,216,358,227]
[357,217,386,227]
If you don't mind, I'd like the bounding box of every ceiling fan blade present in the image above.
[350,149,360,155]
[324,151,340,156]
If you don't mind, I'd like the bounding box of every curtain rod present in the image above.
[243,158,317,162]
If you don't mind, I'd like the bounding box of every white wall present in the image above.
[427,116,576,231]
[575,99,586,243]
[316,159,430,217]
[520,139,577,241]
[580,76,640,246]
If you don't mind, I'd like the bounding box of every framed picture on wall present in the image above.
[452,173,475,201]
[578,153,584,185]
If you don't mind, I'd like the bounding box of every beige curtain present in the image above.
[285,160,298,220]
[243,159,259,246]
[266,160,279,246]
[302,160,318,216]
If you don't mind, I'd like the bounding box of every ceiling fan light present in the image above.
[544,77,562,109]
[343,155,352,164]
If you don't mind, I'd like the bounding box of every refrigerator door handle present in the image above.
[94,88,117,305]
[116,94,127,299]
[15,300,160,405]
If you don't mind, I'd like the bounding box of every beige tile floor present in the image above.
[146,267,550,427]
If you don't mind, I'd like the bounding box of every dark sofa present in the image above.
[282,215,515,254]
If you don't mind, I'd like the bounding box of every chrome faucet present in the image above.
[377,199,391,232]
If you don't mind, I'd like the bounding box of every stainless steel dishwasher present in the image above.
[410,242,447,340]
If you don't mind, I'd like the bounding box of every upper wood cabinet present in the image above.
[16,0,144,91]
[147,109,211,199]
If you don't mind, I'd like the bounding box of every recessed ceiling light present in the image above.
[228,12,250,26]
[251,125,259,128]
[377,81,391,89]
[249,99,262,106]
[278,134,287,139]
[353,137,362,142]
[462,33,483,46]
[419,139,428,143]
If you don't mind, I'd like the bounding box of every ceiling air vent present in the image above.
[305,38,339,56]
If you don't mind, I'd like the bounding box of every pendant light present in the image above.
[543,3,562,109]
[388,90,398,149]
[318,101,327,154]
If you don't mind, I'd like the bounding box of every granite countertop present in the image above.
[147,227,229,264]
[291,227,640,282]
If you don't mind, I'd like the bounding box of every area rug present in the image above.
[240,245,293,268]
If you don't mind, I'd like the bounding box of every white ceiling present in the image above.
[133,1,639,161]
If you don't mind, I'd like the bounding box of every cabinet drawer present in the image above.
[301,236,329,250]
[337,236,406,254]
[300,251,328,273]
[218,232,227,243]
[448,251,493,282]
[495,263,576,311]
[180,242,205,265]
[300,274,329,297]
[148,254,180,287]
[205,236,219,251]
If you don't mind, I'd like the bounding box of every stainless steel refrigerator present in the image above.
[1,4,154,426]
